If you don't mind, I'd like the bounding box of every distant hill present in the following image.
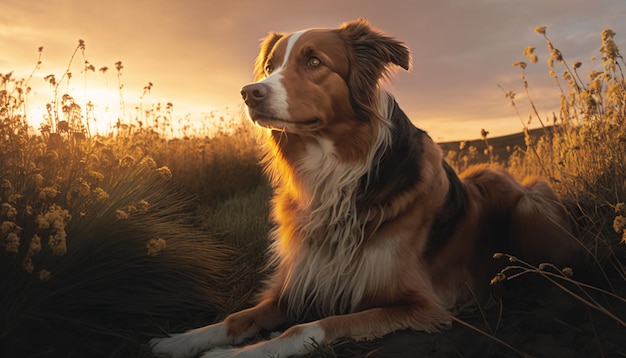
[437,126,550,163]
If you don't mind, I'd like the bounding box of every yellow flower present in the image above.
[562,267,574,277]
[115,209,129,220]
[89,171,105,182]
[0,179,12,191]
[523,46,535,57]
[140,156,157,170]
[30,235,42,251]
[22,236,41,273]
[38,269,52,281]
[1,221,16,234]
[120,155,135,168]
[490,272,506,285]
[22,258,35,273]
[146,238,167,256]
[534,26,546,35]
[613,215,626,233]
[48,232,67,256]
[32,174,44,188]
[157,166,173,181]
[40,187,58,200]
[4,232,20,254]
[93,187,109,202]
[136,200,151,214]
[78,181,91,197]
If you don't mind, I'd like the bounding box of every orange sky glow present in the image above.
[2,0,626,141]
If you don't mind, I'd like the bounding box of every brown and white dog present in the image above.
[151,19,579,358]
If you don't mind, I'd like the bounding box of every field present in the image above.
[1,28,625,357]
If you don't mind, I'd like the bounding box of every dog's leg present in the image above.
[150,298,287,358]
[200,300,451,358]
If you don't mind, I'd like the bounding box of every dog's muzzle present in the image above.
[241,83,268,108]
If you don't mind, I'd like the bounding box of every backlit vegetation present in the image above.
[1,41,261,357]
[0,28,624,357]
[502,27,625,277]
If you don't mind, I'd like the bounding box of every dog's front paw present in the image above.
[198,347,241,358]
[150,333,203,358]
[150,323,229,358]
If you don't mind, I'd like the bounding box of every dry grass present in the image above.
[1,27,624,357]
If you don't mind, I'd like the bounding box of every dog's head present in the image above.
[241,19,410,136]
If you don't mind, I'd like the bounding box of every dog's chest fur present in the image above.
[269,126,396,319]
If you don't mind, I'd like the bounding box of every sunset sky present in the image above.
[2,0,625,141]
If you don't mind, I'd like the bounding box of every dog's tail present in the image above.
[509,177,581,267]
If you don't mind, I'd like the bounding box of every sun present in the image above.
[24,81,124,136]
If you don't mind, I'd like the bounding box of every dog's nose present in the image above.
[240,83,268,108]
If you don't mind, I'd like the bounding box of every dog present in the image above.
[150,19,580,358]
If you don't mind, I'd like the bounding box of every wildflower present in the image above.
[157,166,173,181]
[146,238,167,256]
[140,156,157,170]
[4,232,20,253]
[136,200,150,214]
[1,221,16,234]
[30,235,42,252]
[48,232,67,256]
[120,155,135,168]
[615,202,626,215]
[534,26,547,35]
[613,215,626,233]
[490,272,506,285]
[0,179,12,190]
[39,187,58,200]
[36,205,71,241]
[89,170,105,182]
[78,181,91,197]
[523,46,538,63]
[22,258,35,273]
[31,174,44,188]
[115,209,129,220]
[22,235,42,273]
[3,204,17,220]
[512,61,527,69]
[93,187,109,202]
[492,252,505,259]
[46,150,59,161]
[573,61,582,69]
[38,269,51,281]
[523,46,535,57]
[562,267,574,277]
[550,48,563,62]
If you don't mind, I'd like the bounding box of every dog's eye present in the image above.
[265,64,274,75]
[307,57,321,67]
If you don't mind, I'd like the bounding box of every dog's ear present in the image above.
[339,18,411,119]
[253,32,284,81]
